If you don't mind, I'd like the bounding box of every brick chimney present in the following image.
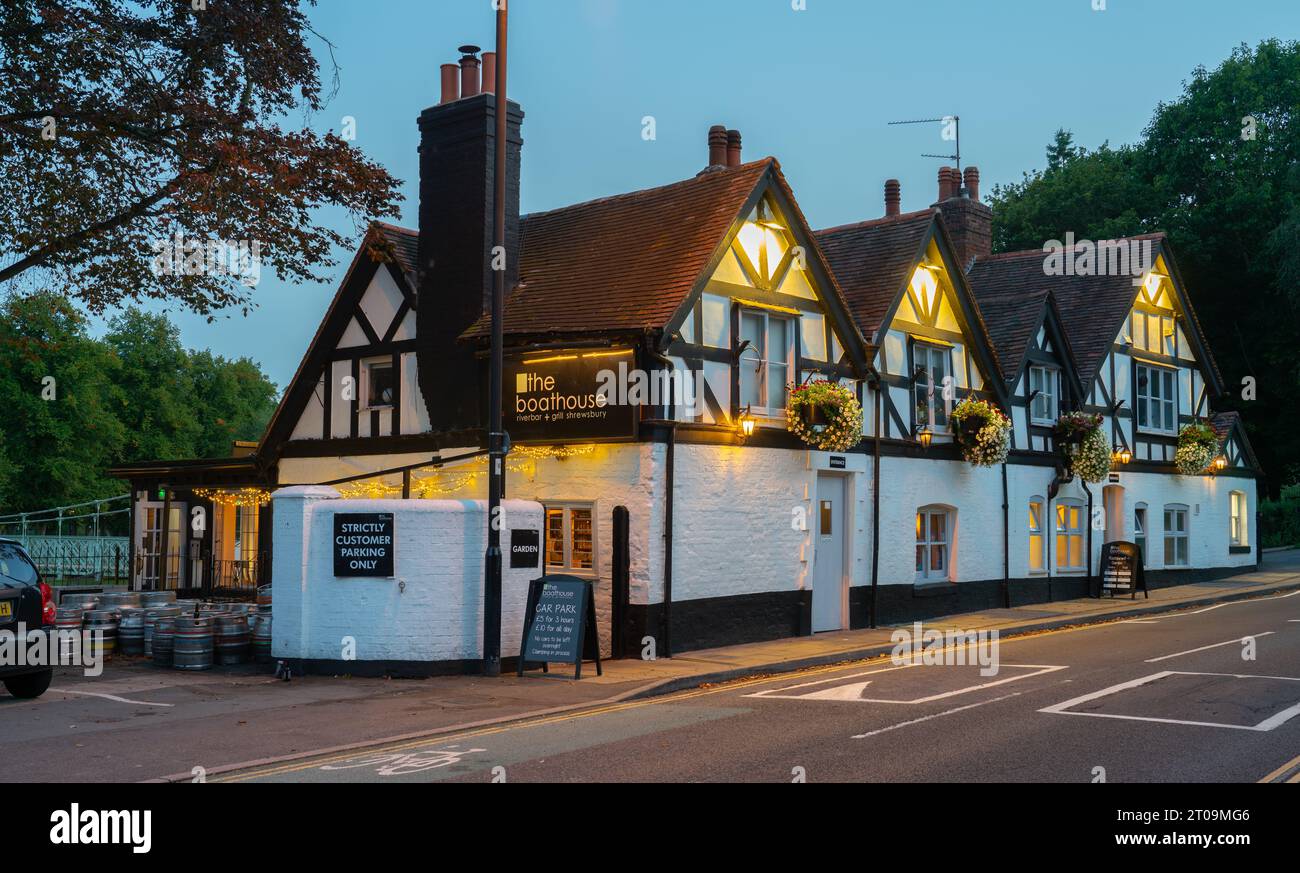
[726,129,742,167]
[707,125,728,169]
[416,44,524,432]
[931,164,991,268]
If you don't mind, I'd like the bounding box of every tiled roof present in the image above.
[371,221,421,292]
[965,278,1051,385]
[814,210,934,341]
[462,159,773,338]
[1209,410,1240,442]
[966,236,1169,389]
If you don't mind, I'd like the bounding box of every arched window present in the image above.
[1163,504,1189,566]
[1230,491,1248,547]
[1028,497,1046,573]
[916,505,954,583]
[1055,499,1085,571]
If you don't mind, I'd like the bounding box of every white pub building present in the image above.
[112,46,1261,675]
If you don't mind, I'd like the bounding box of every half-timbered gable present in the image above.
[817,211,1002,442]
[462,158,870,431]
[261,223,430,457]
[967,264,1084,454]
[1050,238,1225,467]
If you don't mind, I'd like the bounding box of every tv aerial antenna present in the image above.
[888,115,961,175]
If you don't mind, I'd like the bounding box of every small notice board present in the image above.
[517,575,602,680]
[333,512,395,577]
[1096,540,1147,599]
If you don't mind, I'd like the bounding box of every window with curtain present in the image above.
[1028,498,1045,573]
[1028,366,1058,425]
[1230,491,1248,547]
[913,343,951,431]
[738,309,792,416]
[1135,363,1176,435]
[1055,500,1084,571]
[915,506,952,582]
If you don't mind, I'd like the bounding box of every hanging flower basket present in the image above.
[949,398,1010,467]
[1175,420,1218,475]
[786,380,863,452]
[1055,411,1110,482]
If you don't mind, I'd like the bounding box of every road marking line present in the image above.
[1259,752,1300,783]
[58,689,174,707]
[851,692,1023,739]
[1041,670,1300,732]
[1120,619,1162,624]
[212,583,1300,781]
[748,664,1066,704]
[1144,632,1274,663]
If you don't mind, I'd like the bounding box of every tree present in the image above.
[187,350,278,459]
[0,0,402,315]
[986,40,1300,495]
[103,308,201,463]
[0,291,125,513]
[1045,128,1083,173]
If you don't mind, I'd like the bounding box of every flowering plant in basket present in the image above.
[1055,411,1110,482]
[786,380,863,452]
[949,398,1011,467]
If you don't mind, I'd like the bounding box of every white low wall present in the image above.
[271,486,544,666]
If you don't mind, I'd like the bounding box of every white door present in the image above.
[812,475,846,632]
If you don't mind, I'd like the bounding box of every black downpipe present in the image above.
[1081,479,1095,593]
[647,346,676,658]
[870,377,882,628]
[1001,461,1011,609]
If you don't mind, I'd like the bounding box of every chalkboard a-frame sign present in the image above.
[517,575,602,680]
[1095,540,1148,600]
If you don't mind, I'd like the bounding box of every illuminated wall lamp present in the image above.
[737,406,756,441]
[1212,455,1228,472]
[915,425,933,450]
[1113,445,1132,465]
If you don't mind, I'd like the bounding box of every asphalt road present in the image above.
[218,588,1300,783]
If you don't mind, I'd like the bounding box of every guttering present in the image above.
[1081,478,1095,591]
[869,374,882,628]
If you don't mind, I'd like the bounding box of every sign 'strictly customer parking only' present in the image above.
[333,512,395,577]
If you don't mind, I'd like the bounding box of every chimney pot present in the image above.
[937,167,950,201]
[439,63,460,104]
[884,179,901,217]
[481,51,496,94]
[963,166,980,201]
[458,45,481,99]
[707,125,728,168]
[726,129,742,167]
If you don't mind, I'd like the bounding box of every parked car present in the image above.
[0,538,55,698]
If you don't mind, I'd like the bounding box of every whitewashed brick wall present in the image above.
[271,487,543,664]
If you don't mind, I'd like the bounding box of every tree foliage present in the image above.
[0,299,279,513]
[0,0,402,315]
[987,40,1300,495]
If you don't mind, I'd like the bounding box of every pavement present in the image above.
[1,550,1297,782]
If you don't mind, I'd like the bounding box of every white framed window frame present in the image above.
[912,342,953,432]
[1229,491,1248,547]
[737,308,795,419]
[1028,497,1046,574]
[362,356,396,411]
[544,502,597,577]
[1028,365,1058,426]
[915,505,953,583]
[1134,503,1148,567]
[1135,362,1177,435]
[1163,504,1189,567]
[1054,499,1085,572]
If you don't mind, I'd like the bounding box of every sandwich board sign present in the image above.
[517,575,602,680]
[1096,540,1147,600]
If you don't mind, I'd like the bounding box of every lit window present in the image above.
[913,343,952,430]
[1029,366,1058,425]
[1163,505,1189,566]
[1028,498,1045,573]
[1230,491,1248,547]
[738,309,792,416]
[365,359,396,408]
[915,506,952,583]
[735,200,790,283]
[1055,500,1085,571]
[545,504,595,574]
[1135,363,1176,435]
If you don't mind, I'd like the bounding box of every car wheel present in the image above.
[4,669,53,699]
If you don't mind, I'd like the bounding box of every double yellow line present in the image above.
[1258,752,1300,783]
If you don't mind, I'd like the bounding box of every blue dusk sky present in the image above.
[120,0,1299,388]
